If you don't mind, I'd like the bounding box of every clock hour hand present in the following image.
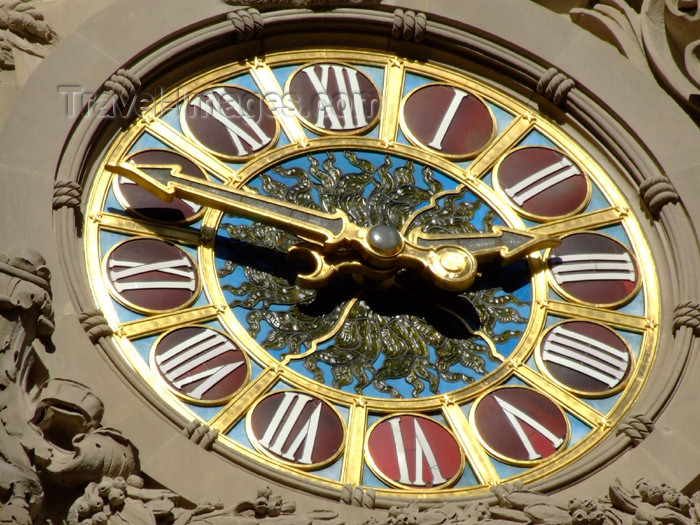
[408,226,560,264]
[105,162,357,252]
[105,162,481,292]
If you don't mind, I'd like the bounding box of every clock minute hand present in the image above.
[409,226,560,264]
[105,162,357,252]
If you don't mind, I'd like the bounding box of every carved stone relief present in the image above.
[536,67,576,106]
[53,180,83,236]
[674,300,700,335]
[639,176,681,217]
[615,414,655,446]
[361,480,700,525]
[222,0,381,8]
[340,485,375,509]
[0,0,56,70]
[78,310,112,344]
[534,0,700,119]
[103,69,142,116]
[68,483,347,525]
[181,420,218,451]
[0,251,138,524]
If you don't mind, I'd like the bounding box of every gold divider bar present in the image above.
[210,366,280,433]
[544,300,650,332]
[442,402,499,486]
[341,400,369,485]
[467,113,535,179]
[96,212,201,245]
[531,207,627,237]
[118,305,220,340]
[514,365,603,428]
[379,58,405,144]
[249,61,308,146]
[146,119,236,183]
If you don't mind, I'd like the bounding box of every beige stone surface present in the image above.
[1,0,699,522]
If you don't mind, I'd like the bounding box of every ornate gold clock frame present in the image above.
[1,1,700,523]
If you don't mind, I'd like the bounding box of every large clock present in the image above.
[82,47,659,498]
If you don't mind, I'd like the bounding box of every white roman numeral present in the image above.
[543,326,629,388]
[493,396,564,460]
[303,65,368,130]
[258,392,322,465]
[190,87,271,156]
[505,158,581,206]
[427,88,469,150]
[389,417,447,486]
[108,256,197,292]
[552,252,636,283]
[156,330,243,399]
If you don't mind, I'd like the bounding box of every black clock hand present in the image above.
[408,226,560,264]
[106,162,350,250]
[105,162,481,292]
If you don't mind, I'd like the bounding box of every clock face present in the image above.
[84,49,659,497]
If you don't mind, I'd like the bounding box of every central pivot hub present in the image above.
[367,225,404,256]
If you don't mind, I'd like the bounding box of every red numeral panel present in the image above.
[105,238,199,312]
[548,233,639,307]
[152,326,249,404]
[366,414,463,488]
[401,84,495,158]
[494,147,589,219]
[288,63,380,133]
[247,391,345,469]
[183,86,278,160]
[538,321,632,396]
[472,387,568,465]
[113,149,206,223]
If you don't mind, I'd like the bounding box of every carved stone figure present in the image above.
[68,483,344,525]
[0,251,138,524]
[609,478,698,525]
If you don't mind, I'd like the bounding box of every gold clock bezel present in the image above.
[81,47,661,499]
